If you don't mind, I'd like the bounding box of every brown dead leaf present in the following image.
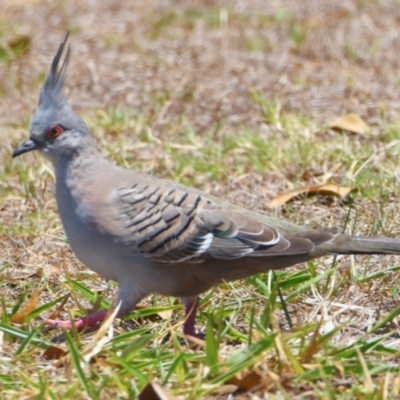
[227,370,265,392]
[43,345,68,360]
[329,113,371,134]
[43,265,62,278]
[138,382,177,400]
[269,184,353,208]
[11,287,42,324]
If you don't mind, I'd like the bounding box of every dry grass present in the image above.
[2,0,400,399]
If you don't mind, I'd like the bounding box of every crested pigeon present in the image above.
[12,35,400,337]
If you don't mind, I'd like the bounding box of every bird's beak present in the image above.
[12,139,40,158]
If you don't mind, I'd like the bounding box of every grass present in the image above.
[2,0,400,399]
[3,101,400,399]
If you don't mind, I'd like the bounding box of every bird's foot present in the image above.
[46,309,109,330]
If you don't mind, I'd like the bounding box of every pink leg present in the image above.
[183,297,199,337]
[46,309,109,330]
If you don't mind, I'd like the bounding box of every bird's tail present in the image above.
[327,234,400,255]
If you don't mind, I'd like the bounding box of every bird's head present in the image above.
[13,34,91,164]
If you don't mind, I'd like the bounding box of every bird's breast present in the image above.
[55,176,121,281]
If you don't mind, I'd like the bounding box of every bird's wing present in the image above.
[115,182,327,264]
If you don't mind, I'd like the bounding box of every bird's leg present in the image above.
[182,296,199,337]
[46,286,144,330]
[46,309,110,329]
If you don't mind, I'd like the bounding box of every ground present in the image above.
[1,0,400,399]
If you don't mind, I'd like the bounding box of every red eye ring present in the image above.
[46,125,64,140]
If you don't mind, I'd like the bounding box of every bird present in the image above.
[12,34,400,337]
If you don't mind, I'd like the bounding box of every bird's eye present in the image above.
[46,125,64,140]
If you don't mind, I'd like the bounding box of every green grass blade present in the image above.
[63,329,97,399]
[0,323,51,347]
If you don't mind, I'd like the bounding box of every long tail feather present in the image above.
[328,235,400,255]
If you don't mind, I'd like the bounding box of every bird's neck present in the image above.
[54,146,109,192]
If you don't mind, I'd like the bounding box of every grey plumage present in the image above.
[39,32,70,109]
[12,35,400,336]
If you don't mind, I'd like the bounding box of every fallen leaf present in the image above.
[269,184,353,208]
[138,382,177,400]
[43,345,68,360]
[11,287,42,324]
[329,113,370,134]
[227,370,264,391]
[156,310,173,320]
[43,265,62,278]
